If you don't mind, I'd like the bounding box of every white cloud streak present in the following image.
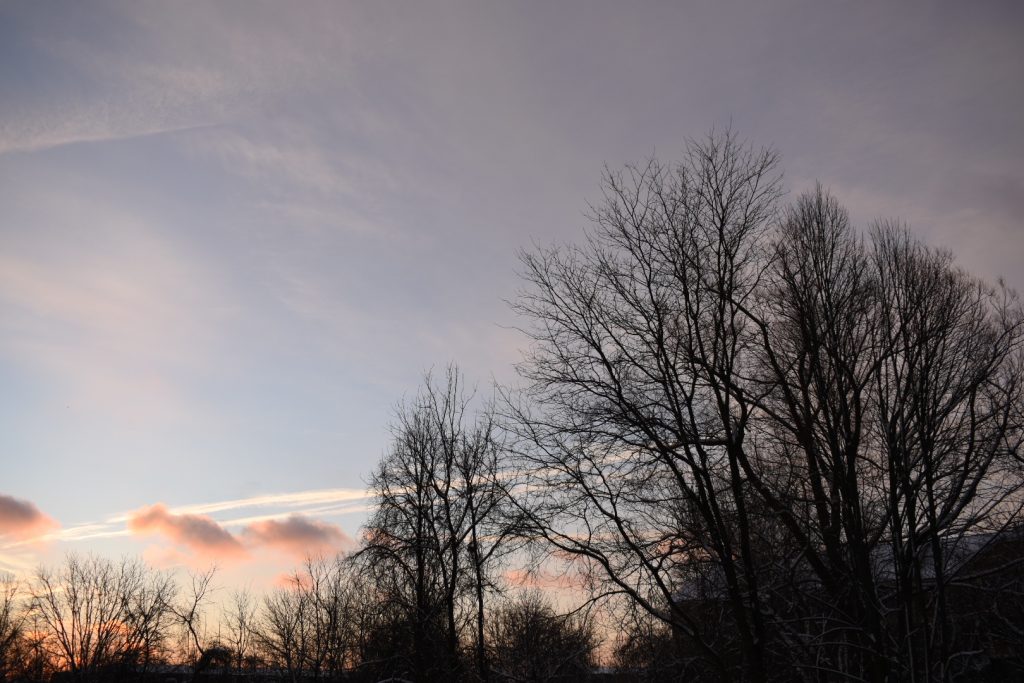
[107,487,371,522]
[8,488,374,549]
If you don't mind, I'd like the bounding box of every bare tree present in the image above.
[509,129,782,681]
[28,554,176,682]
[358,365,515,682]
[747,191,1024,678]
[612,605,687,682]
[256,577,309,682]
[0,573,24,682]
[487,591,595,683]
[170,567,227,682]
[868,223,1024,678]
[223,588,258,674]
[421,367,519,683]
[508,129,1024,681]
[358,393,449,680]
[252,555,360,682]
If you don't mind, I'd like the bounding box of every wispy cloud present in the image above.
[20,488,370,554]
[0,2,362,158]
[107,488,371,522]
[0,47,240,157]
[214,503,375,529]
[191,129,352,196]
[0,549,38,574]
[0,119,219,158]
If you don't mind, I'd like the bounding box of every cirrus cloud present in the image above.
[0,493,58,541]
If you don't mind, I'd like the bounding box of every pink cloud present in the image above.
[128,504,246,560]
[243,515,353,559]
[0,494,58,541]
[126,504,352,566]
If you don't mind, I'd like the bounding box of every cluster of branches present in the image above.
[0,552,595,683]
[506,129,1024,682]
[354,366,599,682]
[0,557,182,682]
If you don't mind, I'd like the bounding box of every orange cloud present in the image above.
[243,515,353,559]
[0,494,58,541]
[128,504,246,560]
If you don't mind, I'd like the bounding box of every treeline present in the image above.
[0,555,595,683]
[497,130,1024,681]
[353,131,1024,680]
[4,129,1024,682]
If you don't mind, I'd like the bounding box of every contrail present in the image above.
[4,487,372,547]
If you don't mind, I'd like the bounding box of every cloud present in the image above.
[0,549,38,574]
[0,2,362,157]
[243,515,353,559]
[190,129,352,196]
[0,45,239,157]
[128,504,246,560]
[125,501,354,564]
[126,488,371,520]
[0,494,58,541]
[46,487,370,549]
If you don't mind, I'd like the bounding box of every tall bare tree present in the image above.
[508,129,1024,681]
[509,129,783,681]
[359,365,514,682]
[170,567,228,683]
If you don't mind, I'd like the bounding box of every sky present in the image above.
[1,1,1023,587]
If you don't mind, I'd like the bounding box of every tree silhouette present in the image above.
[508,129,1024,681]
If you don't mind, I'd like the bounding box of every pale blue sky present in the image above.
[1,0,1022,581]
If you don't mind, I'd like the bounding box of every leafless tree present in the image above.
[253,555,360,682]
[256,577,309,682]
[358,365,515,682]
[612,604,687,682]
[421,367,520,683]
[170,566,237,682]
[508,129,1024,681]
[358,396,449,680]
[508,129,782,681]
[0,573,24,682]
[223,588,258,674]
[867,222,1024,678]
[748,191,1024,679]
[487,591,595,683]
[28,554,176,681]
